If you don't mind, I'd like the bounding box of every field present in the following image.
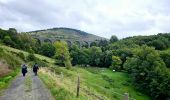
[39,66,150,100]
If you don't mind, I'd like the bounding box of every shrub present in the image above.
[17,52,25,61]
[27,53,36,61]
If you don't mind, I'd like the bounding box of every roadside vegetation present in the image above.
[0,47,21,90]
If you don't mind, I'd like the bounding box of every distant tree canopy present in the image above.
[70,45,112,67]
[124,46,170,99]
[111,33,170,50]
[0,29,39,52]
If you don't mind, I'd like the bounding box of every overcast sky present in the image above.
[0,0,170,39]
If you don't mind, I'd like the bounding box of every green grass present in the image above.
[24,72,32,92]
[0,45,22,92]
[39,72,80,100]
[0,68,20,90]
[39,66,150,100]
[0,45,55,64]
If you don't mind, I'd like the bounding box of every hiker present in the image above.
[33,63,39,76]
[21,64,27,77]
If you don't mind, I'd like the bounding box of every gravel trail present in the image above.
[0,69,54,100]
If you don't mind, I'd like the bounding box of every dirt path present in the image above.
[0,69,54,100]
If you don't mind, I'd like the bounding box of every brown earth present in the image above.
[0,60,12,77]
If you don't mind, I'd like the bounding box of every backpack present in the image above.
[33,64,39,71]
[22,65,27,73]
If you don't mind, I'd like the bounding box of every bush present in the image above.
[17,52,25,61]
[27,53,36,61]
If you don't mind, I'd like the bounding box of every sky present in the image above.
[0,0,170,39]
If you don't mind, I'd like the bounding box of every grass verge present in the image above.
[0,68,20,89]
[39,69,80,100]
[24,72,32,92]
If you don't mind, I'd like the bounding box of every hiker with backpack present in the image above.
[33,63,39,76]
[21,64,27,77]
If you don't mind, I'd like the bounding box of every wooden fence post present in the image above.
[77,76,80,97]
[124,93,129,100]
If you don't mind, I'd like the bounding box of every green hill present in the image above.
[27,27,107,41]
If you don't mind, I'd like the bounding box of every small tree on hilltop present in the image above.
[54,41,72,69]
[110,35,118,43]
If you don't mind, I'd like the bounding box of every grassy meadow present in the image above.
[39,66,150,100]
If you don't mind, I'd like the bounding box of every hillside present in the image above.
[0,45,21,91]
[27,27,107,41]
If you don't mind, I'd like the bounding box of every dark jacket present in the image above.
[22,65,27,73]
[33,64,39,72]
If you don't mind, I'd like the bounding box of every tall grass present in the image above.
[0,68,20,90]
[0,47,21,90]
[0,47,21,69]
[39,66,150,100]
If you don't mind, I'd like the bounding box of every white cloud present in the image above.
[0,0,170,39]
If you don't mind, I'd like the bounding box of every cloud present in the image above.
[0,0,170,39]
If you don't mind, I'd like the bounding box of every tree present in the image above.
[76,48,90,66]
[16,33,38,53]
[99,50,112,67]
[39,43,55,57]
[110,56,122,71]
[90,42,97,47]
[54,41,72,69]
[3,35,14,46]
[70,45,80,66]
[112,48,133,69]
[89,46,102,66]
[70,45,90,66]
[110,35,118,43]
[160,50,170,68]
[8,28,17,34]
[124,45,170,99]
[8,28,18,42]
[98,40,109,47]
[0,29,8,40]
